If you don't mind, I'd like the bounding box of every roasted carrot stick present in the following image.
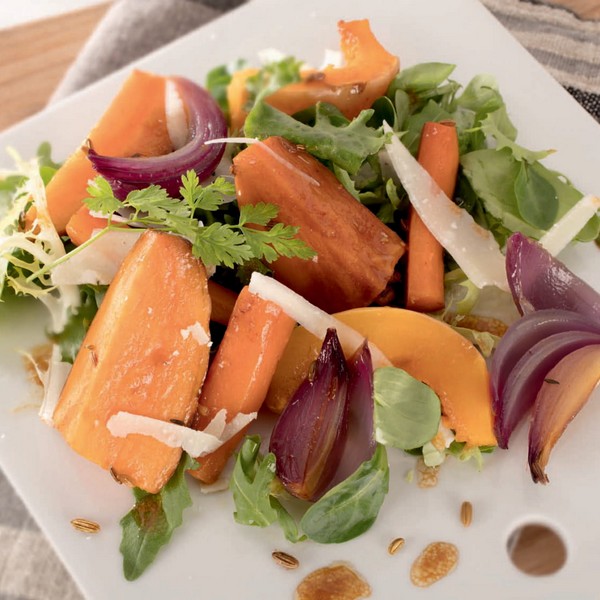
[405,121,459,312]
[227,67,259,133]
[206,281,238,325]
[189,286,295,484]
[65,206,110,246]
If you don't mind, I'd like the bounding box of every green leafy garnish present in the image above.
[119,453,197,581]
[245,56,303,107]
[514,161,559,229]
[83,172,315,269]
[244,101,387,175]
[300,444,389,543]
[230,435,302,542]
[373,367,441,450]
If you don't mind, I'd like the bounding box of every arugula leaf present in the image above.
[244,101,387,175]
[36,142,62,186]
[300,444,389,543]
[49,286,102,363]
[120,453,197,581]
[373,367,441,450]
[230,436,302,542]
[514,162,558,229]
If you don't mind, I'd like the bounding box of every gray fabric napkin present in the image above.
[1,1,599,599]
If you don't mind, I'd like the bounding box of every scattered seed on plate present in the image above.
[70,518,101,534]
[410,542,459,587]
[272,550,299,570]
[388,537,405,555]
[295,562,371,600]
[460,501,473,527]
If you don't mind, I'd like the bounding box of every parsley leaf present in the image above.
[83,172,314,268]
[119,453,197,581]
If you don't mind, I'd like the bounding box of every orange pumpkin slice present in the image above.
[266,306,496,447]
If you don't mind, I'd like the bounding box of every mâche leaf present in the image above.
[514,162,558,230]
[373,367,441,450]
[300,444,389,543]
[119,453,197,581]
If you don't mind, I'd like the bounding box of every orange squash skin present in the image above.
[53,230,211,493]
[266,307,497,447]
[233,136,406,314]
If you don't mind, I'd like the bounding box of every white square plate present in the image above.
[1,0,599,598]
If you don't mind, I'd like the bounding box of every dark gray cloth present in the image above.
[1,0,599,598]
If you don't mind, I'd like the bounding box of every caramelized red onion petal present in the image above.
[528,344,600,483]
[269,329,349,502]
[328,341,375,489]
[490,309,600,404]
[88,76,227,199]
[506,232,600,319]
[493,331,600,448]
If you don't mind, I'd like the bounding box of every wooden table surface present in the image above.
[0,0,599,132]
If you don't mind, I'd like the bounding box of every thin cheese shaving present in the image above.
[106,410,257,457]
[248,272,391,368]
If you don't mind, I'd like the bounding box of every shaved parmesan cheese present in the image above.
[258,47,288,65]
[539,194,600,256]
[248,272,391,368]
[50,229,143,286]
[106,410,257,458]
[180,322,211,347]
[38,345,72,425]
[165,78,189,150]
[382,123,509,292]
[319,48,343,70]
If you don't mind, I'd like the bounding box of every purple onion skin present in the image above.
[269,329,349,502]
[506,233,600,320]
[327,341,376,489]
[490,309,600,404]
[493,330,600,448]
[88,76,227,199]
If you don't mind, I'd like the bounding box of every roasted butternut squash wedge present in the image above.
[45,70,173,233]
[267,307,496,447]
[233,136,406,313]
[53,230,211,493]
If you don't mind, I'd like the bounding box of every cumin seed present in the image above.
[272,550,299,569]
[388,537,405,555]
[544,378,560,385]
[460,501,473,527]
[70,518,100,534]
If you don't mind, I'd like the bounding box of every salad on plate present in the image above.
[1,17,599,590]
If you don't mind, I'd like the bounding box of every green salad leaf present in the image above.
[120,453,197,581]
[244,101,387,175]
[230,435,302,543]
[300,444,389,543]
[373,367,441,450]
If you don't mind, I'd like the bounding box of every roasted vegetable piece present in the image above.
[189,286,295,484]
[53,230,211,493]
[45,70,173,233]
[234,136,406,313]
[267,19,399,119]
[267,307,496,447]
[528,344,600,483]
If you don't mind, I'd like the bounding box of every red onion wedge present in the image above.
[493,330,600,448]
[88,77,227,198]
[506,232,600,319]
[491,309,600,406]
[528,344,600,483]
[328,341,376,489]
[269,329,350,501]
